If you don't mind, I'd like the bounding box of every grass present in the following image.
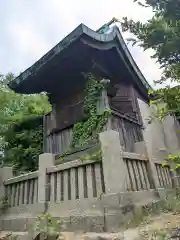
[132,190,180,239]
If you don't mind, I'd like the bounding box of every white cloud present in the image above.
[9,22,49,59]
[0,0,161,86]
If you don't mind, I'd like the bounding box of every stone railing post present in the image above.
[38,153,55,203]
[137,98,161,189]
[99,130,126,193]
[0,167,13,199]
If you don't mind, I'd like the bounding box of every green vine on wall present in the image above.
[0,196,9,212]
[80,150,102,162]
[71,73,111,148]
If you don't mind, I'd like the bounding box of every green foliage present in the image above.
[0,73,51,174]
[34,213,65,239]
[121,0,180,79]
[80,150,102,162]
[163,153,180,172]
[138,193,180,239]
[121,0,180,119]
[149,86,180,120]
[4,118,43,175]
[138,229,168,240]
[0,74,50,132]
[0,195,9,212]
[71,73,111,147]
[161,192,180,214]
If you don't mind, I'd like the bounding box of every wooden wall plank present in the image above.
[111,114,143,152]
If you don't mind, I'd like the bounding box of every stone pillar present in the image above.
[99,130,126,193]
[163,115,180,154]
[38,153,55,203]
[0,167,13,199]
[97,79,112,130]
[137,99,160,189]
[162,115,180,187]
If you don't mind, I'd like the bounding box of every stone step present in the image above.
[59,232,124,240]
[76,232,123,239]
[0,231,138,240]
[0,231,29,240]
[63,231,140,239]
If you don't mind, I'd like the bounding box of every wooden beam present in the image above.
[112,109,142,126]
[92,60,111,78]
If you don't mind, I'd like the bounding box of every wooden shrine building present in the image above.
[9,21,152,155]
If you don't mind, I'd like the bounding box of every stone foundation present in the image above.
[0,190,160,233]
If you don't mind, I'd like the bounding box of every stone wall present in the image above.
[138,98,180,159]
[0,128,179,233]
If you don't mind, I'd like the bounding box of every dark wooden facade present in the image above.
[110,83,143,151]
[9,22,151,155]
[44,81,144,154]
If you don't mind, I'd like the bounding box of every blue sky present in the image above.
[0,0,162,87]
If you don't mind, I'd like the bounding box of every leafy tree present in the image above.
[121,0,180,119]
[121,0,180,170]
[0,74,51,174]
[4,117,43,175]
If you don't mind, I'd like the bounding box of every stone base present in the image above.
[0,190,160,233]
[0,203,44,232]
[157,188,175,199]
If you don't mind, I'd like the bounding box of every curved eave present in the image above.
[112,26,152,91]
[9,23,152,93]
